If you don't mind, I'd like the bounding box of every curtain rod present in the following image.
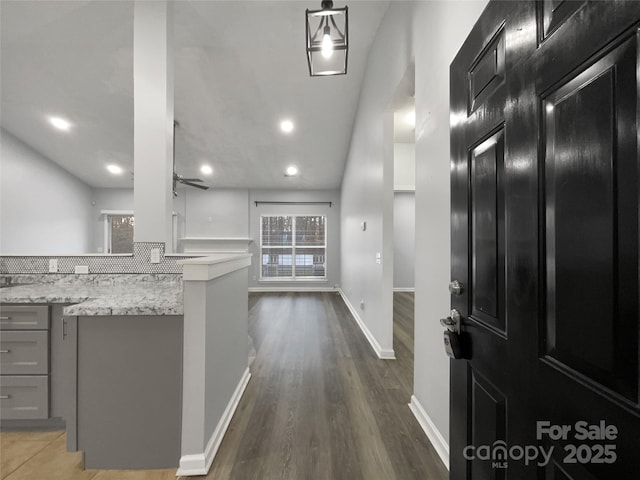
[254,201,332,207]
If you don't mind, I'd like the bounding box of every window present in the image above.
[110,215,134,253]
[261,215,326,279]
[102,212,134,254]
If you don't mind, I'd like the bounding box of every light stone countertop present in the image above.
[0,274,183,316]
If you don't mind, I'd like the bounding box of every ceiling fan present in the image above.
[173,120,209,197]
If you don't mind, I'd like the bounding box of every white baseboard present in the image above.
[177,368,251,476]
[249,286,337,293]
[393,287,415,292]
[338,289,395,359]
[408,395,449,470]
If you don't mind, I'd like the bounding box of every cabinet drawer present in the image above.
[0,375,49,419]
[0,331,49,375]
[0,305,49,330]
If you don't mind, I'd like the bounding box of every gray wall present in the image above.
[179,263,250,471]
[341,0,487,447]
[182,188,249,238]
[0,129,93,254]
[204,269,249,444]
[249,189,340,290]
[393,192,415,290]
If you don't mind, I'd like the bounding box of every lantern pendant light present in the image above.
[306,0,348,76]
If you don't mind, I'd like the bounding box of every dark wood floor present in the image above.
[200,292,447,480]
[392,291,416,396]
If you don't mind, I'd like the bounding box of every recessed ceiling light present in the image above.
[200,165,213,175]
[280,120,294,133]
[106,164,123,175]
[49,116,72,131]
[286,165,298,176]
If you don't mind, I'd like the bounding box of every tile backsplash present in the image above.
[0,242,196,274]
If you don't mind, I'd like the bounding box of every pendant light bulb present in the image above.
[321,25,333,58]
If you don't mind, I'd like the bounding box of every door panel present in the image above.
[468,26,505,114]
[450,1,640,479]
[538,0,585,41]
[471,370,507,480]
[471,129,505,333]
[542,36,638,403]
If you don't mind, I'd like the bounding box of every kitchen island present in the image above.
[0,253,252,475]
[0,274,184,469]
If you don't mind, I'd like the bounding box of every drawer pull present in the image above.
[0,349,10,353]
[0,395,10,399]
[0,317,11,320]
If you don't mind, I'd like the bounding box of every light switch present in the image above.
[49,259,58,273]
[376,252,381,264]
[361,221,367,231]
[150,248,161,264]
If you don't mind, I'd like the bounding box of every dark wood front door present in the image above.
[449,2,640,479]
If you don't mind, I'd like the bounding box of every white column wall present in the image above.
[133,0,174,247]
[412,0,487,450]
[340,2,413,359]
[341,0,487,456]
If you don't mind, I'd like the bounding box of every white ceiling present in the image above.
[0,0,390,190]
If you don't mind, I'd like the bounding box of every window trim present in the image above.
[259,214,327,281]
[101,210,134,254]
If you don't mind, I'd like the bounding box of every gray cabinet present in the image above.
[0,376,48,420]
[0,305,50,420]
[0,305,49,330]
[77,314,183,469]
[49,306,78,450]
[0,330,49,375]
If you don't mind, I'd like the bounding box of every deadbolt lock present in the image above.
[441,309,463,359]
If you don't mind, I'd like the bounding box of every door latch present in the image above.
[440,309,461,334]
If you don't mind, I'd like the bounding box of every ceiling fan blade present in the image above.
[172,121,208,192]
[182,181,209,190]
